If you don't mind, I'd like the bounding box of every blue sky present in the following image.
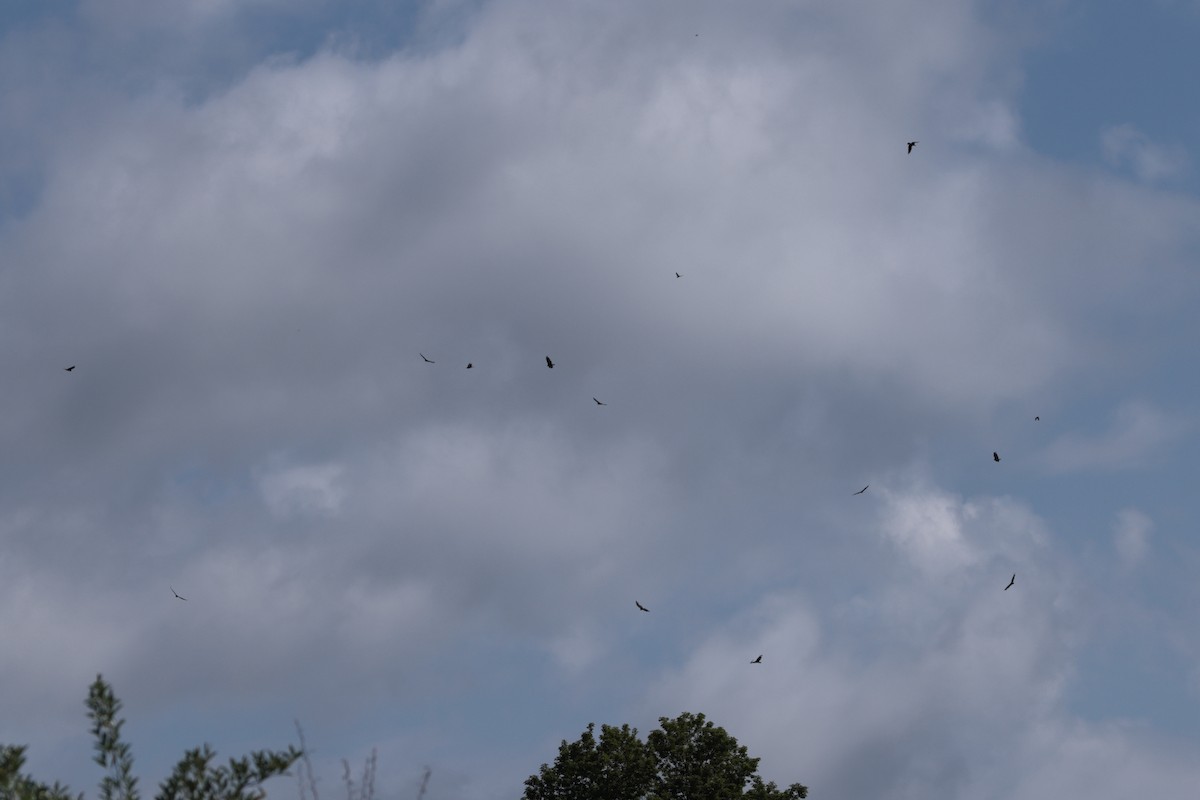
[1,2,1199,799]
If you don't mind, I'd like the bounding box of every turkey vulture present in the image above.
[420,353,434,364]
[907,141,918,153]
[64,365,75,372]
[594,397,606,405]
[751,655,763,664]
[171,587,187,601]
[546,356,554,369]
[466,363,473,369]
[853,485,869,495]
[993,452,1000,462]
[1034,416,1040,421]
[635,601,649,612]
[1004,574,1015,591]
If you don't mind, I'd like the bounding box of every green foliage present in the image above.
[156,743,302,800]
[87,676,140,800]
[0,675,301,800]
[522,712,807,800]
[0,744,82,800]
[522,723,654,800]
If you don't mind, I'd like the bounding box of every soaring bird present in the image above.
[1034,416,1040,421]
[420,353,434,364]
[675,272,681,278]
[907,141,918,153]
[993,452,1001,462]
[1004,574,1016,591]
[635,601,649,612]
[466,363,473,369]
[171,587,187,601]
[853,485,869,495]
[64,365,75,372]
[594,397,606,405]
[546,356,554,369]
[751,655,763,664]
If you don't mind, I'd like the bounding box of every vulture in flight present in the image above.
[466,363,473,369]
[751,655,763,664]
[594,397,606,405]
[171,587,187,601]
[635,601,649,612]
[907,141,918,153]
[1034,416,1040,421]
[1004,574,1016,591]
[993,452,1001,462]
[546,356,555,369]
[853,485,869,495]
[64,365,75,372]
[675,272,681,278]
[420,353,434,364]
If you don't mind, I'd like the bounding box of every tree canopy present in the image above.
[522,712,808,800]
[0,675,301,800]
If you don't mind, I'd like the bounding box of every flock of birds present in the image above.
[62,141,1030,666]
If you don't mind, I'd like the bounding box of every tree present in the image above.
[522,712,807,800]
[0,675,301,800]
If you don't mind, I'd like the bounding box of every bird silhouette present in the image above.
[675,272,681,278]
[635,601,649,612]
[1034,416,1040,421]
[466,363,473,369]
[64,365,75,372]
[594,397,606,406]
[546,356,554,369]
[853,485,869,495]
[171,587,187,601]
[420,353,434,364]
[993,452,1001,462]
[751,655,763,664]
[907,141,918,153]
[1004,574,1015,591]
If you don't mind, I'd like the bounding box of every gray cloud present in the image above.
[1,1,1199,798]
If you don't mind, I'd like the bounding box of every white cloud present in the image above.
[1042,402,1188,473]
[639,490,1200,799]
[1,1,1199,797]
[258,459,347,517]
[1102,123,1190,183]
[877,486,981,575]
[1113,508,1152,566]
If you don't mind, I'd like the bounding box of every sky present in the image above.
[1,1,1199,798]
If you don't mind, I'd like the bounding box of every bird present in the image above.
[420,353,434,364]
[993,452,1001,462]
[907,141,918,153]
[635,601,649,612]
[1034,416,1040,421]
[171,587,187,601]
[853,485,869,495]
[1004,574,1016,591]
[546,356,554,369]
[594,397,606,406]
[466,363,473,369]
[751,655,763,664]
[64,365,75,372]
[675,272,681,278]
